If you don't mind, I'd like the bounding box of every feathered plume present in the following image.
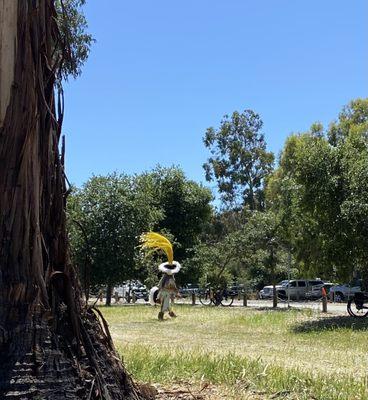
[140,232,174,264]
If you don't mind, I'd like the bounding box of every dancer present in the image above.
[141,232,181,320]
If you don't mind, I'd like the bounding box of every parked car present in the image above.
[114,280,149,302]
[259,286,273,299]
[131,285,149,302]
[259,280,289,299]
[305,282,336,300]
[277,279,324,300]
[329,281,362,302]
[227,283,245,296]
[179,283,200,298]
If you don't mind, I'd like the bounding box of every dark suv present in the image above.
[132,286,149,301]
[227,283,245,296]
[125,285,149,302]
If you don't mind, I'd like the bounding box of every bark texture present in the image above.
[0,0,17,125]
[0,1,145,399]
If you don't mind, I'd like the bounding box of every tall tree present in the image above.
[203,110,274,210]
[138,166,213,278]
[267,99,368,282]
[0,1,144,398]
[189,209,290,294]
[68,167,213,292]
[68,174,161,304]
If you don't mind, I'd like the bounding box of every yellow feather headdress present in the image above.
[140,232,174,265]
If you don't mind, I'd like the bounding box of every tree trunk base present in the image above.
[0,306,145,399]
[0,1,148,398]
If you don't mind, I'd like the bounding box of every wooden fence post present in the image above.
[273,286,278,308]
[114,291,119,303]
[322,287,328,313]
[243,293,247,307]
[191,292,196,306]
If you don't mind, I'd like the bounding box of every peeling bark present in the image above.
[0,0,17,125]
[0,1,145,399]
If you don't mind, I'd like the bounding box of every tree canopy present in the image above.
[267,98,368,282]
[203,110,274,210]
[68,99,368,293]
[68,173,161,303]
[55,0,94,79]
[68,167,213,293]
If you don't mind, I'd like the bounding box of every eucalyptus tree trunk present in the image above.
[0,1,144,399]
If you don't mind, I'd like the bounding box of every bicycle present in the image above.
[347,292,368,318]
[198,285,235,307]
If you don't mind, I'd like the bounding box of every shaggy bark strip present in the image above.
[0,1,145,399]
[0,0,17,125]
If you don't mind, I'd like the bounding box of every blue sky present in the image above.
[63,0,368,192]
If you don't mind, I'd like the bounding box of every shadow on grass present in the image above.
[251,306,306,313]
[292,315,368,333]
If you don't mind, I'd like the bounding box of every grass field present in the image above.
[100,304,368,399]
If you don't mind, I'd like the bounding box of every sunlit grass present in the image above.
[101,304,368,399]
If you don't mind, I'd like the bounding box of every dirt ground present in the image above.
[140,381,296,400]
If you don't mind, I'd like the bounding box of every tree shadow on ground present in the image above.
[252,306,306,313]
[292,315,368,333]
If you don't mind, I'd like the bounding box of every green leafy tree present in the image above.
[328,98,368,145]
[203,110,274,210]
[190,210,292,298]
[68,173,161,304]
[69,167,213,293]
[138,166,213,283]
[55,0,94,79]
[189,231,244,288]
[267,99,368,282]
[222,210,291,304]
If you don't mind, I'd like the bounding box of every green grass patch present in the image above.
[119,345,367,400]
[101,304,368,399]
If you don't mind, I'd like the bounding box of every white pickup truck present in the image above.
[329,282,362,302]
[276,279,324,300]
[259,280,289,299]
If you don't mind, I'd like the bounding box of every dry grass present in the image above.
[100,304,368,399]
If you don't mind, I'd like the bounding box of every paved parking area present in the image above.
[175,296,350,314]
[92,297,348,315]
[181,298,348,314]
[229,298,348,314]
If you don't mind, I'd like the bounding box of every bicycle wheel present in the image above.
[220,293,234,307]
[199,291,212,306]
[347,299,368,318]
